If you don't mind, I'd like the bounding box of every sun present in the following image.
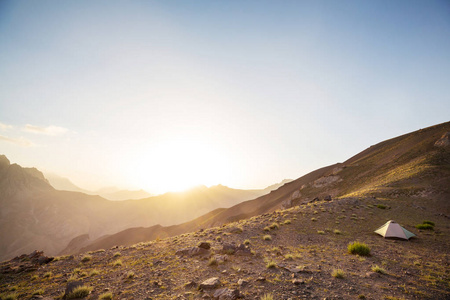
[129,138,231,194]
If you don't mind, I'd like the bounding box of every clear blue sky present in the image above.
[1,0,449,193]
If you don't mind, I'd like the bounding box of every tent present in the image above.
[374,220,416,240]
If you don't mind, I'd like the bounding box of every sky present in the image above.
[0,0,449,194]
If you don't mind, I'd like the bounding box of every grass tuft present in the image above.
[81,255,92,262]
[99,292,113,300]
[372,265,387,274]
[266,261,277,269]
[332,269,345,278]
[415,223,434,230]
[348,241,370,256]
[65,286,92,299]
[263,235,272,241]
[32,289,44,296]
[261,294,273,300]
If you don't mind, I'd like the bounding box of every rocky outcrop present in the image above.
[435,132,450,147]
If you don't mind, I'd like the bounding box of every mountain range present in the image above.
[43,173,153,201]
[0,158,290,261]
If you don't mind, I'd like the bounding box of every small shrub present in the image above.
[334,229,341,234]
[126,271,135,279]
[263,235,272,241]
[372,265,387,274]
[261,294,273,300]
[284,219,291,225]
[3,293,18,300]
[89,269,100,277]
[269,223,279,230]
[9,286,18,291]
[415,224,434,230]
[65,285,92,299]
[311,218,317,222]
[263,226,270,232]
[112,259,123,267]
[348,241,370,256]
[422,220,435,226]
[99,292,113,300]
[359,295,366,299]
[376,204,386,209]
[32,289,44,296]
[208,257,218,266]
[243,239,251,245]
[43,271,52,278]
[271,247,280,253]
[81,255,92,262]
[113,252,121,257]
[266,261,277,269]
[332,269,345,278]
[317,230,325,234]
[284,254,294,260]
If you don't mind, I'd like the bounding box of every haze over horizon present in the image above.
[1,0,449,194]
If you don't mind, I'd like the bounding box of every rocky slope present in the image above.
[0,195,448,299]
[73,121,450,254]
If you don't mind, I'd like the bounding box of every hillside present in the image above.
[74,121,450,253]
[0,159,281,261]
[0,192,448,299]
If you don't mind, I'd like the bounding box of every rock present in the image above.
[235,244,252,256]
[199,277,221,290]
[184,281,197,289]
[256,276,266,282]
[365,272,380,278]
[198,242,211,249]
[221,243,237,254]
[213,288,241,299]
[176,247,209,257]
[212,254,228,264]
[237,279,248,287]
[64,280,84,298]
[37,255,54,265]
[292,279,304,285]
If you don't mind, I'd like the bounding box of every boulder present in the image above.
[199,277,220,290]
[213,288,241,299]
[198,242,211,250]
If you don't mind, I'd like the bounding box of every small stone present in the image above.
[292,279,304,285]
[237,279,248,287]
[198,242,211,249]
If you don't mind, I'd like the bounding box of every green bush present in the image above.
[415,224,434,230]
[348,241,371,256]
[422,221,435,226]
[376,204,386,209]
[32,289,44,296]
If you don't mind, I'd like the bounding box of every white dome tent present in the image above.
[374,220,416,240]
